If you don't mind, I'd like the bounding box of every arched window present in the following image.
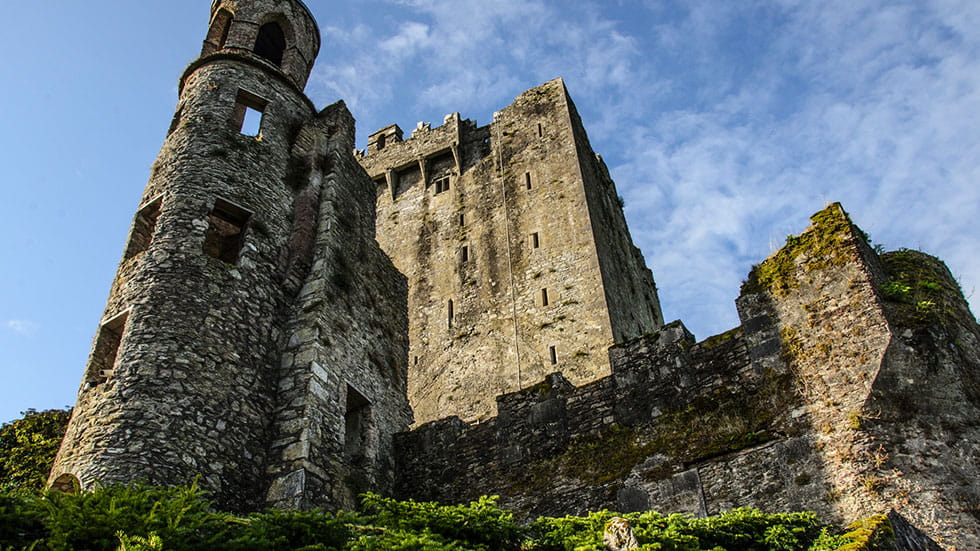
[254,22,286,66]
[51,473,81,494]
[203,9,233,55]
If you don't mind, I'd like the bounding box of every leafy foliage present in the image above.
[0,409,71,494]
[0,481,891,551]
[529,508,831,551]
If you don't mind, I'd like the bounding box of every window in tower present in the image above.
[531,232,540,249]
[525,172,532,190]
[202,9,233,55]
[549,345,558,365]
[230,90,268,137]
[85,310,130,387]
[203,198,251,264]
[537,123,544,137]
[541,288,550,307]
[459,213,465,227]
[344,385,373,465]
[254,22,286,67]
[433,175,451,194]
[167,106,183,136]
[448,299,455,328]
[461,245,469,262]
[124,196,162,260]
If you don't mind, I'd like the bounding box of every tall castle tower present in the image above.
[49,0,411,511]
[359,79,664,425]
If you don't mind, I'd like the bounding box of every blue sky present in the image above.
[1,0,978,423]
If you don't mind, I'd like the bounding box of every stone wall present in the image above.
[265,102,412,511]
[50,0,411,513]
[360,79,663,425]
[393,204,980,549]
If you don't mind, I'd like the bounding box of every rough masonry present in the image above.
[359,79,664,424]
[45,1,978,549]
[393,204,980,550]
[49,0,411,512]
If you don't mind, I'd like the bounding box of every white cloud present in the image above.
[307,0,980,337]
[6,320,40,337]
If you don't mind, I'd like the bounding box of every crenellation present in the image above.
[361,78,665,425]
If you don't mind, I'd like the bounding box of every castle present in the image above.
[48,1,980,548]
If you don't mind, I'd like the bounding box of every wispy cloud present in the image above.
[6,320,40,337]
[306,0,980,337]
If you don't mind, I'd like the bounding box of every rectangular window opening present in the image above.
[531,232,540,249]
[448,299,455,329]
[459,213,465,227]
[541,288,550,307]
[230,90,269,137]
[461,245,469,262]
[525,172,532,190]
[124,196,163,260]
[537,123,544,137]
[344,385,373,465]
[86,310,130,386]
[203,198,251,264]
[549,345,557,365]
[433,175,451,194]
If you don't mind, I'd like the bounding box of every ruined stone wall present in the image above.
[265,102,412,511]
[51,0,412,513]
[50,52,317,511]
[393,204,980,549]
[361,79,663,425]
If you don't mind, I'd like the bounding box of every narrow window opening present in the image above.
[541,288,550,307]
[413,356,419,366]
[344,386,372,465]
[167,106,183,136]
[433,175,450,194]
[254,22,286,67]
[549,345,557,365]
[51,473,81,494]
[86,310,129,386]
[376,134,387,151]
[525,172,532,190]
[230,90,268,137]
[124,197,162,260]
[217,14,232,49]
[448,299,455,329]
[241,107,263,136]
[531,232,540,249]
[203,9,233,55]
[203,198,251,264]
[461,245,469,262]
[459,213,465,226]
[537,123,544,137]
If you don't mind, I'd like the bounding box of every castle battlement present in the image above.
[359,78,664,425]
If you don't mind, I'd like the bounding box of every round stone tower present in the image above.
[49,0,322,511]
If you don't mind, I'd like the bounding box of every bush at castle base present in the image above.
[0,483,893,551]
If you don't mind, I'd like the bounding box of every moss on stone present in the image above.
[510,370,799,494]
[741,203,857,296]
[700,327,741,350]
[880,248,973,329]
[837,515,894,550]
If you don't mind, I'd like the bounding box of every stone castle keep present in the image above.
[48,1,980,548]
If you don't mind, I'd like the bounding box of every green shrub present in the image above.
[38,482,228,551]
[357,493,523,551]
[0,409,71,494]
